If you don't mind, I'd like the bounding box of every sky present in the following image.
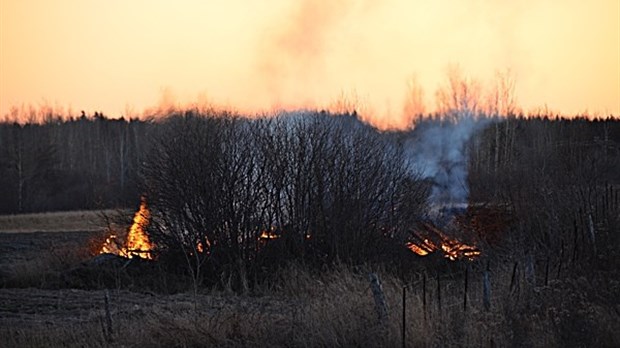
[1,0,619,127]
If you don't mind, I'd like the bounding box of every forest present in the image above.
[1,110,617,214]
[1,109,619,274]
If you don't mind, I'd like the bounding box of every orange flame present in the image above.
[99,234,120,255]
[196,238,211,254]
[439,238,481,261]
[406,222,480,261]
[406,242,430,256]
[196,241,205,253]
[406,238,437,256]
[99,197,154,259]
[259,229,279,240]
[120,198,153,259]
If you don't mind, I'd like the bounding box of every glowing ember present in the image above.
[406,237,437,256]
[440,239,481,261]
[259,229,279,240]
[406,222,481,261]
[406,242,430,256]
[196,239,211,253]
[99,234,120,254]
[99,197,154,259]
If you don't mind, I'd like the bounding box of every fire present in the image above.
[99,234,120,254]
[195,238,211,253]
[406,238,436,256]
[196,241,205,253]
[256,228,281,251]
[259,229,279,240]
[99,201,483,262]
[121,198,153,259]
[99,197,155,259]
[406,242,430,256]
[406,221,481,261]
[440,240,481,261]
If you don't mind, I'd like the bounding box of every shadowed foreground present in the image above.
[1,260,618,348]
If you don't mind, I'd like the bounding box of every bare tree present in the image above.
[142,111,429,287]
[435,65,482,120]
[403,75,426,125]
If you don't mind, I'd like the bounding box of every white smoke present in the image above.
[407,116,491,205]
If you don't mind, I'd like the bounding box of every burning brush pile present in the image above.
[82,114,519,293]
[406,220,481,261]
[97,198,283,261]
[98,199,507,264]
[99,197,155,260]
[405,203,512,261]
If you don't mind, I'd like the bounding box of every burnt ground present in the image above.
[0,229,302,348]
[0,231,98,268]
[0,230,106,290]
[1,220,618,347]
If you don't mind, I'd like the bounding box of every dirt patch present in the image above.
[0,231,97,266]
[0,210,130,288]
[0,230,103,288]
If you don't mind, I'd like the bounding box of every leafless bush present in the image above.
[141,111,428,289]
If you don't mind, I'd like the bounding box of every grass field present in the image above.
[0,211,618,347]
[0,210,122,233]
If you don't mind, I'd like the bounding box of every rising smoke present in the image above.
[407,115,491,205]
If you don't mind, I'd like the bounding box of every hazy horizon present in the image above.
[1,0,618,128]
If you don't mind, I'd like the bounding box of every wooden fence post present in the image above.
[463,265,469,312]
[369,273,389,324]
[436,273,441,313]
[103,290,114,344]
[402,285,407,348]
[525,254,535,286]
[572,219,579,265]
[557,241,564,278]
[587,213,597,255]
[422,273,427,321]
[544,256,550,286]
[483,262,491,311]
[509,261,518,293]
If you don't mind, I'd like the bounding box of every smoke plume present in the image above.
[407,116,491,204]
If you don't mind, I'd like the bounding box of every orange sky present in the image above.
[1,0,618,127]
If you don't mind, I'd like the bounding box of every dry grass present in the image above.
[1,262,619,348]
[0,209,126,233]
[1,214,618,347]
[0,269,383,348]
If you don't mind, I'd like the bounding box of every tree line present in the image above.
[469,115,620,269]
[1,107,618,292]
[0,114,151,213]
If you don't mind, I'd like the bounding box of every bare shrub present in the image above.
[141,111,428,289]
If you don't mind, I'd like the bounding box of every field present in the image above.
[0,210,122,233]
[1,212,619,348]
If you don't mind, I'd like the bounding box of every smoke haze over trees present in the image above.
[0,109,618,216]
[2,107,619,280]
